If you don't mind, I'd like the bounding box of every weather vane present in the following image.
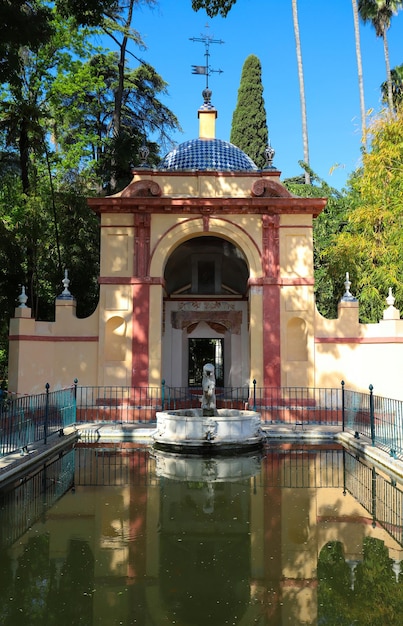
[190,25,224,97]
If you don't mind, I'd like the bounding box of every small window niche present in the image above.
[192,254,221,294]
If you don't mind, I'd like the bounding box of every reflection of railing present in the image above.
[0,446,75,547]
[344,449,403,547]
[264,447,345,488]
[0,385,76,456]
[74,444,153,487]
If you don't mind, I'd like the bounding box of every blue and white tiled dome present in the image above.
[159,138,258,172]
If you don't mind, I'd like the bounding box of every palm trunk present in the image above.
[19,119,30,195]
[352,0,367,147]
[382,29,394,110]
[292,0,310,184]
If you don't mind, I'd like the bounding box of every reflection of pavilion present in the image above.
[148,450,264,625]
[2,445,403,624]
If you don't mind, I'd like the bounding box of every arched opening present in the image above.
[162,236,250,388]
[164,236,249,296]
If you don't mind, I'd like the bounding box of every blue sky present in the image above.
[126,0,403,190]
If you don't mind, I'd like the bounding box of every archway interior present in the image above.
[164,236,249,297]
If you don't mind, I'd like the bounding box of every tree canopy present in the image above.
[0,0,180,379]
[323,105,403,322]
[230,54,268,168]
[191,0,236,16]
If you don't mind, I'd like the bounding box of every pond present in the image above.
[1,442,403,625]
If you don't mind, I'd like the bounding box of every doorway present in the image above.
[188,338,224,387]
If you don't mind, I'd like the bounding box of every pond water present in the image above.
[1,442,403,625]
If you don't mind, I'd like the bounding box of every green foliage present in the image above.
[358,0,402,36]
[230,55,268,168]
[284,163,350,319]
[0,1,179,382]
[0,0,123,84]
[191,0,237,17]
[381,63,403,107]
[0,534,95,625]
[324,107,403,322]
[318,537,403,625]
[317,541,352,625]
[0,1,54,83]
[50,51,177,192]
[56,0,120,25]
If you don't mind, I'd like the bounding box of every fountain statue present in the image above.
[201,363,216,416]
[153,362,265,454]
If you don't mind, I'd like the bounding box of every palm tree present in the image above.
[352,0,367,147]
[291,0,310,184]
[381,63,403,106]
[358,0,403,111]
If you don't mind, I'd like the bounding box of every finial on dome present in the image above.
[138,144,150,167]
[202,88,212,107]
[264,141,276,170]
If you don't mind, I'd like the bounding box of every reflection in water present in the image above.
[1,444,403,624]
[155,451,262,625]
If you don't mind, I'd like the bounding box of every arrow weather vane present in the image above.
[190,25,224,93]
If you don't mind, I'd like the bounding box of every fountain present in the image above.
[153,363,265,453]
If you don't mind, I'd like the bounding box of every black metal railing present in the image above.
[0,384,76,456]
[2,380,403,461]
[341,382,403,459]
[75,385,163,424]
[75,383,344,426]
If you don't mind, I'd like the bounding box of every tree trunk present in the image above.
[352,0,367,147]
[382,29,394,110]
[19,119,30,195]
[292,0,310,184]
[110,0,135,191]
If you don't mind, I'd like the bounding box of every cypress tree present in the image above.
[230,54,269,168]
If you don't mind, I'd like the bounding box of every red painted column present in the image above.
[132,214,151,388]
[134,214,150,277]
[131,282,150,388]
[262,214,281,387]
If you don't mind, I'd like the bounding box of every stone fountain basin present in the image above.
[153,408,265,453]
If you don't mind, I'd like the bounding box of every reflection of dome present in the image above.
[159,138,258,172]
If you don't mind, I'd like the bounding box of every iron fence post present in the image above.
[253,379,256,412]
[161,379,165,411]
[44,382,50,445]
[73,378,78,424]
[341,380,345,431]
[369,384,375,446]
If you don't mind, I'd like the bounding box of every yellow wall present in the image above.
[8,169,403,399]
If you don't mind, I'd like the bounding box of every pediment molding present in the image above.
[251,179,293,198]
[120,179,162,198]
